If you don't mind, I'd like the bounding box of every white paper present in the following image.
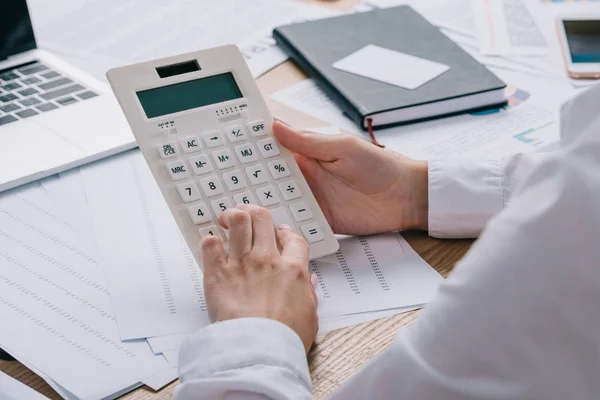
[318,305,420,333]
[0,370,49,400]
[28,0,336,80]
[270,68,574,159]
[0,185,171,400]
[80,151,210,340]
[162,351,180,369]
[141,368,178,391]
[333,45,450,90]
[147,334,189,355]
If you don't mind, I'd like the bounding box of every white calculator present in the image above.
[106,45,339,267]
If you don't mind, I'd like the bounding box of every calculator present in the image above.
[106,45,339,267]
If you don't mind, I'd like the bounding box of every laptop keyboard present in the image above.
[0,61,98,126]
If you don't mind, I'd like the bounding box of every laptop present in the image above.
[0,0,136,193]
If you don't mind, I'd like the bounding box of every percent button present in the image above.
[267,160,291,180]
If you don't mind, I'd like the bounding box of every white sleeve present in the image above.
[175,318,312,400]
[428,152,547,239]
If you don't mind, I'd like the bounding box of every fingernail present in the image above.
[278,224,292,230]
[310,273,318,290]
[273,117,292,127]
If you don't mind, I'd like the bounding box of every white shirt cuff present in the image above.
[428,158,504,238]
[178,318,311,389]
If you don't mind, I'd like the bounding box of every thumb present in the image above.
[272,120,355,162]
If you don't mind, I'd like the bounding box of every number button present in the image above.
[198,225,224,241]
[300,222,325,243]
[289,201,313,222]
[176,181,202,203]
[223,170,247,192]
[256,185,280,207]
[156,141,179,159]
[202,130,225,148]
[187,203,212,225]
[211,148,236,170]
[225,125,247,143]
[247,120,267,137]
[199,177,224,197]
[267,160,290,180]
[278,180,301,201]
[257,138,280,159]
[233,191,257,205]
[245,165,269,186]
[189,154,213,175]
[179,136,202,153]
[210,197,233,218]
[166,160,190,181]
[234,143,258,164]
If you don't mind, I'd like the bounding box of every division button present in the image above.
[278,180,301,201]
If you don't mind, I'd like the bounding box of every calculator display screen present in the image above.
[136,72,243,118]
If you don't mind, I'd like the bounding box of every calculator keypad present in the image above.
[160,119,323,244]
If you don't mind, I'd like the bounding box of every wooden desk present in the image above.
[0,1,474,398]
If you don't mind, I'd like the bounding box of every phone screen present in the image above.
[563,20,600,63]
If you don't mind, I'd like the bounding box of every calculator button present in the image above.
[210,197,233,218]
[234,143,258,164]
[301,223,325,243]
[245,165,269,186]
[198,225,224,241]
[156,141,179,159]
[225,125,247,143]
[247,120,268,137]
[278,180,301,201]
[189,154,213,175]
[202,130,225,148]
[176,182,202,203]
[223,170,247,192]
[257,138,280,159]
[179,136,202,153]
[256,186,280,207]
[270,207,297,233]
[267,160,290,180]
[211,148,236,170]
[289,201,313,222]
[199,177,224,197]
[187,203,212,225]
[233,191,257,206]
[166,160,190,180]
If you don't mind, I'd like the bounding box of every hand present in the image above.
[201,204,318,353]
[273,121,429,235]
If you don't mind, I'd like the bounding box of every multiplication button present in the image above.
[179,136,202,153]
[256,186,280,206]
[257,138,280,159]
[176,181,201,203]
[267,160,290,180]
[278,180,301,201]
[202,130,225,148]
[225,125,247,143]
[301,222,324,243]
[247,120,267,137]
[166,160,190,180]
[187,203,212,225]
[156,141,179,159]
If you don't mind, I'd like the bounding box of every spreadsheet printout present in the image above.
[0,185,171,399]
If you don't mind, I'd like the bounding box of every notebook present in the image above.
[273,6,507,130]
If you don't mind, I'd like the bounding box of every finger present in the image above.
[218,208,252,259]
[200,236,227,278]
[272,120,357,162]
[238,204,278,252]
[276,225,309,267]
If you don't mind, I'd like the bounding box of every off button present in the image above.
[247,120,267,137]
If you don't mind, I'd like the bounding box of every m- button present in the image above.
[247,120,267,137]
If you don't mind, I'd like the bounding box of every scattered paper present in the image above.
[333,45,450,90]
[0,370,49,400]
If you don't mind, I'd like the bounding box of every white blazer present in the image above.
[175,83,600,400]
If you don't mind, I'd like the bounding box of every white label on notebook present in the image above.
[332,44,450,90]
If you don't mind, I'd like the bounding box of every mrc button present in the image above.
[247,120,267,137]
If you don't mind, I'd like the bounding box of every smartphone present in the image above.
[557,16,600,79]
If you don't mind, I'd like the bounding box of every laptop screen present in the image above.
[0,0,36,61]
